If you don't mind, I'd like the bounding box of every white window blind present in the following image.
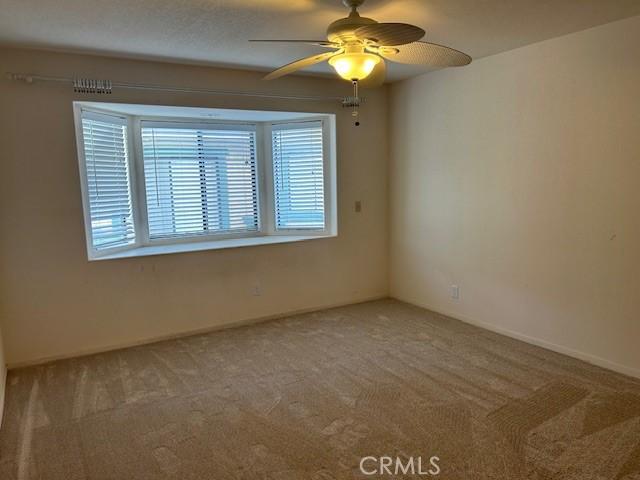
[141,124,258,239]
[81,113,136,250]
[272,122,325,230]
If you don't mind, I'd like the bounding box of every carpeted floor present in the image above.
[1,299,639,479]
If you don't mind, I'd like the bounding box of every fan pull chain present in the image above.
[353,80,359,123]
[341,80,362,126]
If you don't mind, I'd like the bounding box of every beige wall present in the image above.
[390,15,640,378]
[0,48,389,366]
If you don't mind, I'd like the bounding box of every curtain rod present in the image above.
[5,72,349,102]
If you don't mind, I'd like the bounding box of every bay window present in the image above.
[74,103,337,260]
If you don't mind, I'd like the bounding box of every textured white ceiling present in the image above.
[1,0,639,82]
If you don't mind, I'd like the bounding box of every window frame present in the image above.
[74,108,143,258]
[74,104,337,261]
[269,120,330,233]
[135,118,262,246]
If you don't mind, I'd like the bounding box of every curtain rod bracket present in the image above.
[6,72,34,83]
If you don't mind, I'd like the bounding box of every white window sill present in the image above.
[92,233,336,261]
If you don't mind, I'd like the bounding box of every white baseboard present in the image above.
[11,294,638,382]
[392,296,640,381]
[0,365,7,429]
[8,295,389,369]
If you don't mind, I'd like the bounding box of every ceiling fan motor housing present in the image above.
[327,10,377,44]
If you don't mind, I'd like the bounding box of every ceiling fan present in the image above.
[250,0,472,87]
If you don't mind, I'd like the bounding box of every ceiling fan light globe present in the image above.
[329,52,380,81]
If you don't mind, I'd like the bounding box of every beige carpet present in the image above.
[1,299,639,479]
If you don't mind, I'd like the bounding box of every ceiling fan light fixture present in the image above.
[328,52,380,81]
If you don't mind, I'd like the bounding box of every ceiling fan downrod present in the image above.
[343,0,366,13]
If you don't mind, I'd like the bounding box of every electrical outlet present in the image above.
[451,285,460,300]
[355,200,362,213]
[251,284,262,296]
